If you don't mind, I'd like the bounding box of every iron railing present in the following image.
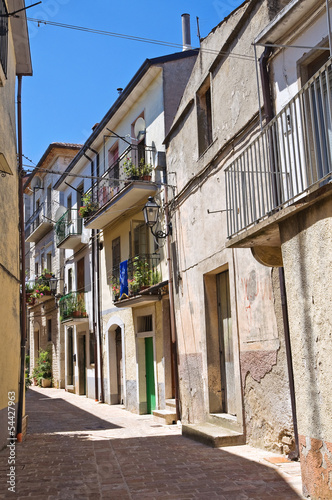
[225,59,332,238]
[0,0,8,76]
[25,201,53,239]
[55,208,83,247]
[59,291,88,322]
[85,144,155,214]
[111,253,161,300]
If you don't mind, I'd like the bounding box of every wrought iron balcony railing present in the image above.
[225,59,332,238]
[55,208,83,248]
[84,144,155,216]
[25,201,53,241]
[0,0,8,77]
[111,253,161,301]
[59,291,88,322]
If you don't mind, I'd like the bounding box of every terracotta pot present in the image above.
[142,175,151,181]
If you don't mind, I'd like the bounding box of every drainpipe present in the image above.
[96,229,105,403]
[259,47,299,460]
[164,179,181,421]
[91,228,98,401]
[17,75,26,442]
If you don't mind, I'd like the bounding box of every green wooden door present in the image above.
[145,337,155,414]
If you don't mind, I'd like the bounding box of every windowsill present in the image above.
[197,137,218,161]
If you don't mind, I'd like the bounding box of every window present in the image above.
[131,221,149,257]
[47,252,52,272]
[197,78,213,156]
[68,268,73,293]
[0,0,8,77]
[35,261,39,277]
[89,332,95,365]
[47,185,52,218]
[137,315,153,333]
[47,319,52,342]
[67,194,72,222]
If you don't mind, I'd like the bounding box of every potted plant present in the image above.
[139,158,153,181]
[132,257,151,291]
[25,282,34,303]
[42,268,52,279]
[123,157,140,179]
[79,192,99,218]
[32,349,52,388]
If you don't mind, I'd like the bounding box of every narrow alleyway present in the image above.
[0,387,303,499]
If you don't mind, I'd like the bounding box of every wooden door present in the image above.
[217,270,236,415]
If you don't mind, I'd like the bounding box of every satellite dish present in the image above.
[31,176,42,190]
[54,206,67,221]
[134,117,146,140]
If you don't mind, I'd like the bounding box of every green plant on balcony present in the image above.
[132,257,151,289]
[75,295,87,317]
[138,158,153,180]
[32,349,52,387]
[111,276,120,300]
[151,268,161,285]
[79,192,98,218]
[32,283,51,299]
[123,157,140,179]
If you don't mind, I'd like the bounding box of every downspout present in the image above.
[259,47,299,460]
[91,229,98,401]
[96,229,105,403]
[17,75,26,442]
[164,179,181,421]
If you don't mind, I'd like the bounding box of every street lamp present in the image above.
[49,276,58,295]
[142,196,172,239]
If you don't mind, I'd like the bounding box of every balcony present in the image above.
[55,209,83,249]
[111,254,163,308]
[225,59,332,246]
[25,273,56,307]
[25,202,53,243]
[83,145,158,230]
[59,291,88,325]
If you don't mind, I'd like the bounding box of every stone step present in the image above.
[153,409,177,425]
[165,398,176,410]
[182,422,245,448]
[208,413,243,433]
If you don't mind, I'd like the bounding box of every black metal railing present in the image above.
[59,291,88,322]
[0,0,8,77]
[111,253,161,300]
[55,208,83,247]
[84,144,155,216]
[25,202,53,239]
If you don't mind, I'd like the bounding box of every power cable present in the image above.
[23,16,254,61]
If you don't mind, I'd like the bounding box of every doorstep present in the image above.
[182,421,245,448]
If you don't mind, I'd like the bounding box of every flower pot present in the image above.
[142,175,151,181]
[41,378,51,388]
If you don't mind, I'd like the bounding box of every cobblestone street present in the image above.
[0,387,303,499]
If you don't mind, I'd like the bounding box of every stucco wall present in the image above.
[0,21,21,450]
[279,193,332,498]
[166,0,294,452]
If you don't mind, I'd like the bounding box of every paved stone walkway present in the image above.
[0,387,304,499]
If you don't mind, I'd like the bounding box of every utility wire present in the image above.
[23,16,254,61]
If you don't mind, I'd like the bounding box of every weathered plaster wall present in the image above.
[279,194,332,498]
[0,25,21,450]
[166,0,294,452]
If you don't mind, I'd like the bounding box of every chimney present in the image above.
[181,13,192,51]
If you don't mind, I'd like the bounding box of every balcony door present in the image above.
[77,257,84,293]
[131,220,149,258]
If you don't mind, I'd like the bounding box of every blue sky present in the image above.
[22,0,243,166]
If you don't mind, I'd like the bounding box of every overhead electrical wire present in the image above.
[23,16,254,61]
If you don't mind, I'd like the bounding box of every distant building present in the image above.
[53,50,197,419]
[0,0,32,448]
[24,143,81,390]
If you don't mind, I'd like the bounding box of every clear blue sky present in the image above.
[22,0,243,166]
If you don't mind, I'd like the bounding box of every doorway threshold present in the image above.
[182,421,245,448]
